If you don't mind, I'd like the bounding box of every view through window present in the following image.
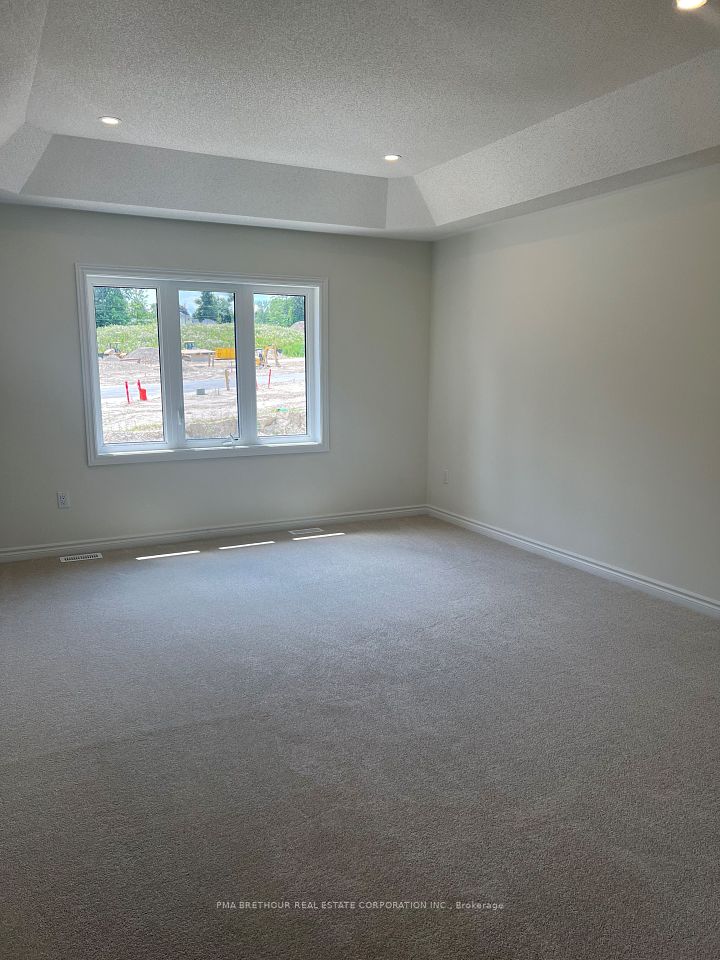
[179,289,238,440]
[254,294,307,437]
[94,286,164,444]
[83,270,323,461]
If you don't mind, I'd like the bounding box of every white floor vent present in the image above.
[59,552,103,563]
[288,527,324,536]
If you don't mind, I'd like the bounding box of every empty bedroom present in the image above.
[1,1,719,958]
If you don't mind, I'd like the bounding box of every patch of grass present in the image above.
[96,322,305,358]
[254,324,305,359]
[96,322,159,354]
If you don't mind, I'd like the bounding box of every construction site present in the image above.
[97,347,307,443]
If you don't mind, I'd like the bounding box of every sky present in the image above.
[178,289,231,312]
[179,290,272,313]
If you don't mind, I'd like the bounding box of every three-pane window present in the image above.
[77,268,326,464]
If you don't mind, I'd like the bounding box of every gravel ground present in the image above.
[98,355,307,442]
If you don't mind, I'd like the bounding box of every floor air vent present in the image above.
[288,527,324,536]
[59,552,103,563]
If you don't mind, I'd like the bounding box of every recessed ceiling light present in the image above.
[675,0,706,9]
[99,116,121,125]
[384,154,401,162]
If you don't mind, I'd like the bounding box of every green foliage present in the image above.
[96,322,305,358]
[254,322,304,357]
[217,296,233,324]
[193,290,219,322]
[94,288,131,327]
[254,295,304,328]
[94,287,156,326]
[191,291,234,323]
[125,289,155,322]
[96,322,159,352]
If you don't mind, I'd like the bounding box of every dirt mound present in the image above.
[124,347,160,362]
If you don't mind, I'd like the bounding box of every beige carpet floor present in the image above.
[1,517,718,959]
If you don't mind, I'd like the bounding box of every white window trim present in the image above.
[76,265,329,465]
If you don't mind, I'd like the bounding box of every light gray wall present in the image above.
[428,164,720,602]
[0,205,430,552]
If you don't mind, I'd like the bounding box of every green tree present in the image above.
[217,294,234,324]
[124,288,155,322]
[265,295,304,327]
[193,291,220,322]
[179,303,191,323]
[94,287,130,326]
[254,297,269,324]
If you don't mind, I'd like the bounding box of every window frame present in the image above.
[76,265,328,465]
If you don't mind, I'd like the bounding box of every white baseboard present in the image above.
[0,505,426,563]
[5,502,719,620]
[427,505,720,619]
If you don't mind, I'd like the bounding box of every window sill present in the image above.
[89,439,328,466]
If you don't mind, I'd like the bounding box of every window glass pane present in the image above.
[254,294,307,437]
[179,290,239,440]
[93,286,164,444]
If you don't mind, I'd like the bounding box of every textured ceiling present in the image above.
[22,0,720,176]
[0,0,49,143]
[1,0,719,235]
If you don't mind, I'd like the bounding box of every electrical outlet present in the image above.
[57,491,70,510]
[443,469,449,485]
